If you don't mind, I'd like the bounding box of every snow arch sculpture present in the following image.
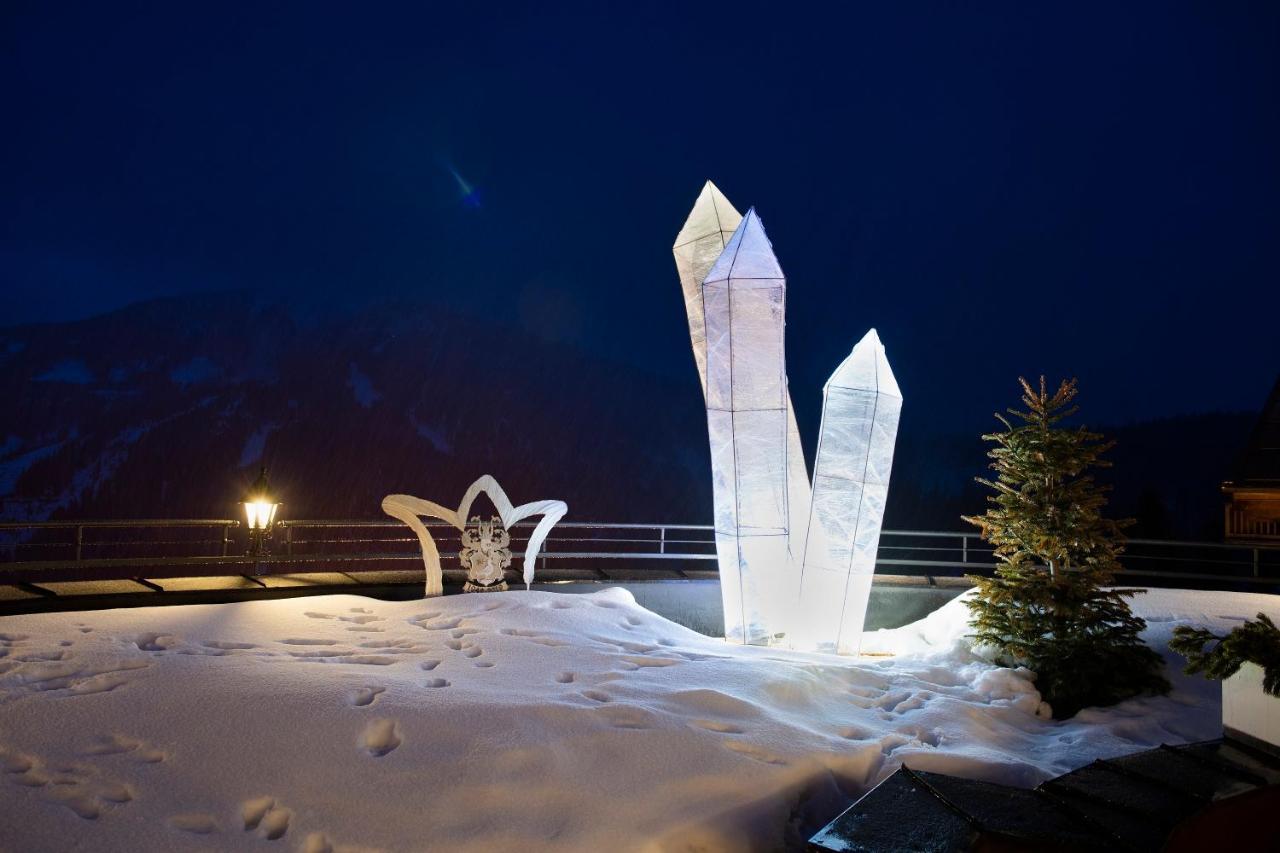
[382,476,567,597]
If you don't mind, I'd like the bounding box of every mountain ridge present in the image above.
[1,293,1257,540]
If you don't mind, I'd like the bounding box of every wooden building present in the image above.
[1223,373,1280,543]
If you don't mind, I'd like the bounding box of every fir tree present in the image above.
[963,377,1169,718]
[1170,613,1280,696]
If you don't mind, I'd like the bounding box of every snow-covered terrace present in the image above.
[1,585,1278,850]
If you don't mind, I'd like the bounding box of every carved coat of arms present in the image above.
[460,516,512,592]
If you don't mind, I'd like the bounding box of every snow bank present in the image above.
[0,586,1275,852]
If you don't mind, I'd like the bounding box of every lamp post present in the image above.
[242,467,280,557]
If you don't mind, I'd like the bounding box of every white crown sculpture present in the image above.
[382,475,567,597]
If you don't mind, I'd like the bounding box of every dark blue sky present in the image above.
[4,1,1278,429]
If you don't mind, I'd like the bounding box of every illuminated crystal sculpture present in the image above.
[793,330,902,654]
[674,183,904,653]
[700,209,798,644]
[673,184,811,622]
[382,475,566,596]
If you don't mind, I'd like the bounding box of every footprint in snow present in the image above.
[619,656,680,669]
[360,639,418,650]
[725,741,789,766]
[203,640,256,650]
[689,719,746,734]
[359,719,402,757]
[556,672,575,684]
[581,690,611,703]
[134,633,177,652]
[282,638,337,646]
[242,796,291,840]
[302,831,356,853]
[338,614,382,625]
[596,705,656,730]
[44,777,134,819]
[81,733,166,763]
[169,813,220,834]
[350,686,385,707]
[837,725,872,741]
[343,656,396,666]
[16,649,68,662]
[419,660,441,671]
[462,646,483,658]
[4,751,134,820]
[411,616,463,631]
[425,678,450,688]
[876,690,915,713]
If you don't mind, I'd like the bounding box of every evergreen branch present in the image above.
[1170,613,1280,696]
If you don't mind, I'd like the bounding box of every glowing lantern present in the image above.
[242,467,280,555]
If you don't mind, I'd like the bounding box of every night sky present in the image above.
[5,2,1278,432]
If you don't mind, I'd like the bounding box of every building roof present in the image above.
[1230,373,1280,487]
[810,740,1280,852]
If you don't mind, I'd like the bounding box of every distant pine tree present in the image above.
[963,377,1169,718]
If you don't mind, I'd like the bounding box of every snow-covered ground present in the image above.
[0,586,1276,852]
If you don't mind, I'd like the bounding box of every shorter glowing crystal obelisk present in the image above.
[702,208,795,645]
[793,329,902,654]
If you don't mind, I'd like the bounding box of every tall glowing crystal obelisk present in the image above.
[792,329,902,654]
[672,181,741,395]
[673,183,811,627]
[700,209,796,644]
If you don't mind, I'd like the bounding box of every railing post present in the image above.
[961,534,968,564]
[74,526,83,562]
[1254,549,1260,578]
[222,525,230,557]
[660,527,666,555]
[286,524,294,557]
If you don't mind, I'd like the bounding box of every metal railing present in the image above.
[0,518,1277,589]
